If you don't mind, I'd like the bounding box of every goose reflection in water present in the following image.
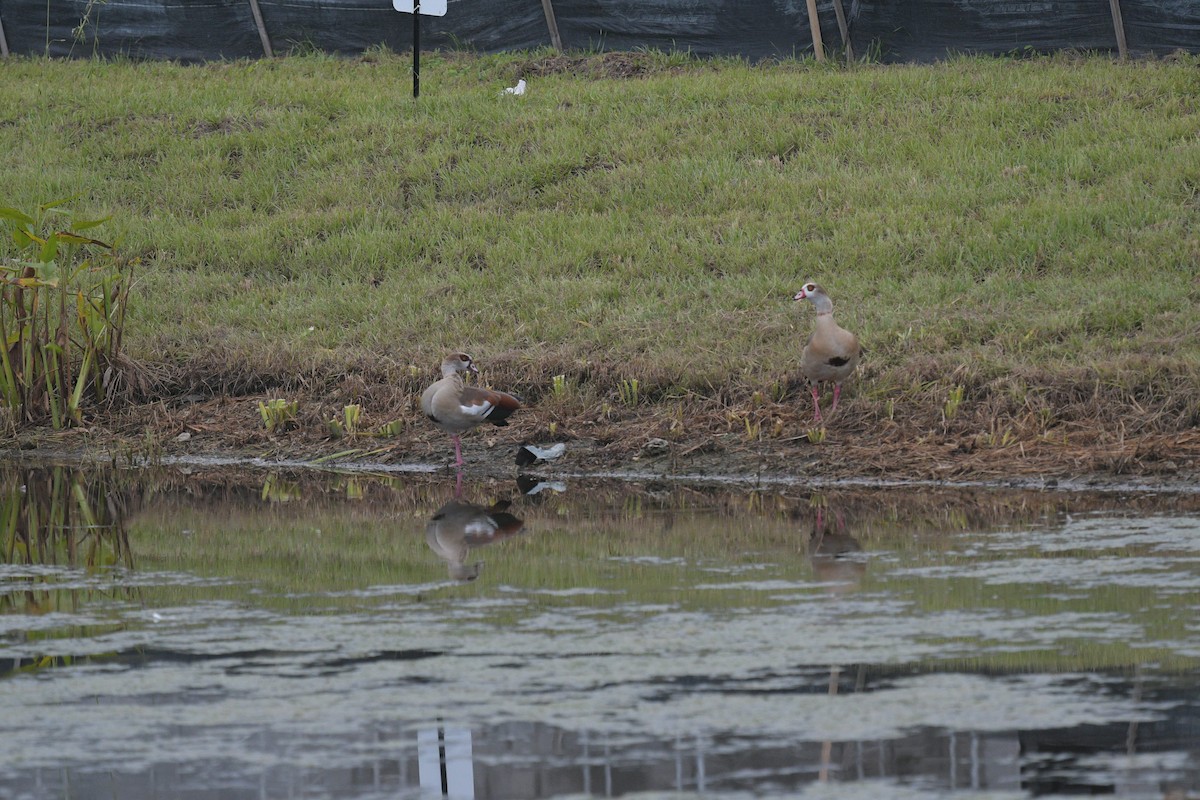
[809,505,866,594]
[425,497,525,582]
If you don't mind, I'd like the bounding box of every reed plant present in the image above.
[618,378,640,407]
[326,403,362,438]
[0,199,134,429]
[258,397,298,433]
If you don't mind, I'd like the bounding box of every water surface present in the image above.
[1,462,1198,799]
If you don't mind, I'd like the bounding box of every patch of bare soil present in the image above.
[515,51,677,80]
[9,391,1200,494]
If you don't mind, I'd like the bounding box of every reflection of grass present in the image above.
[117,470,1200,671]
[883,564,1199,672]
[129,506,435,607]
[6,466,1198,672]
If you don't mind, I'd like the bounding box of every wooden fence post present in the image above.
[541,0,563,52]
[804,0,826,62]
[831,0,854,61]
[247,0,274,57]
[1108,0,1128,59]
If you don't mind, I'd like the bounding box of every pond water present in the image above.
[1,462,1199,800]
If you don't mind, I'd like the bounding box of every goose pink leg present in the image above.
[453,435,463,467]
[810,385,823,423]
[830,384,842,415]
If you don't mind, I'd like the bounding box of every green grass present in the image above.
[1,49,1198,432]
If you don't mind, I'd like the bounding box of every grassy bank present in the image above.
[1,50,1198,474]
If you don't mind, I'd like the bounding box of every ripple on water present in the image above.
[894,555,1200,592]
[2,465,1199,798]
[983,515,1200,555]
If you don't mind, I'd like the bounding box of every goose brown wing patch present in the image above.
[459,386,522,426]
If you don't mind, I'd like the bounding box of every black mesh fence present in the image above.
[0,0,1195,63]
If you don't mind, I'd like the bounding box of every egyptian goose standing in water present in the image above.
[793,282,861,422]
[421,353,522,467]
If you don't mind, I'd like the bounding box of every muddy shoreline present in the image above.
[6,394,1199,495]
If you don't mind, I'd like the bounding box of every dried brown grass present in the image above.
[75,346,1199,488]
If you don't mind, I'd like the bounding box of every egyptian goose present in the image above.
[793,282,861,422]
[420,353,522,467]
[426,499,525,581]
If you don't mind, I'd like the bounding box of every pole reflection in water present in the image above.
[418,722,475,798]
[809,501,868,784]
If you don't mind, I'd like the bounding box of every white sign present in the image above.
[393,0,447,16]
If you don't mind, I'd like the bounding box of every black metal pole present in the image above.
[412,1,420,98]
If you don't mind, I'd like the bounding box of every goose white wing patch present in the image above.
[464,519,498,538]
[458,399,496,418]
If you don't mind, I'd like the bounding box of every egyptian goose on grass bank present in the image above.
[793,282,861,422]
[421,353,522,467]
